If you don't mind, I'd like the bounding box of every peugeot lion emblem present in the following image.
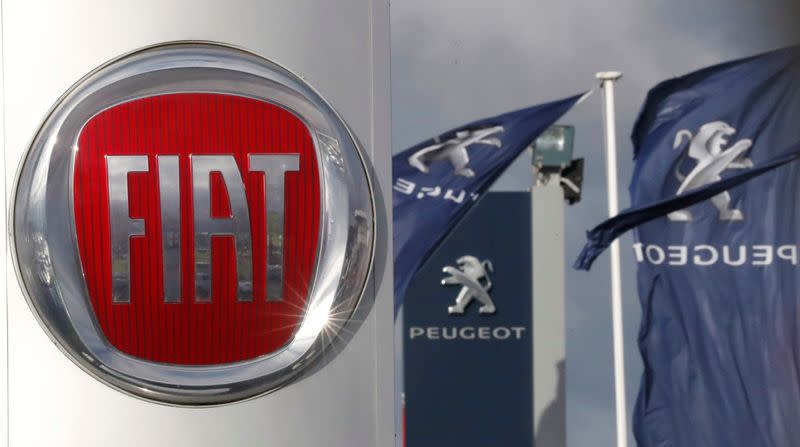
[441,255,496,314]
[10,42,376,406]
[669,121,753,221]
[408,126,504,177]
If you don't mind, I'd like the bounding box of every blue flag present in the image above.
[578,47,800,446]
[576,48,800,269]
[393,93,585,314]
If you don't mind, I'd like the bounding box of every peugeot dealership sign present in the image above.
[10,42,375,406]
[404,192,532,446]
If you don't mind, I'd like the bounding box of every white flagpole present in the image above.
[596,71,628,447]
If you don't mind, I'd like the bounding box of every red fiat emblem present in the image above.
[74,93,319,364]
[11,43,375,405]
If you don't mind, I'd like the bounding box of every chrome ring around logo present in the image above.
[10,42,375,406]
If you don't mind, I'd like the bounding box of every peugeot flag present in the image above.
[393,93,585,314]
[579,47,800,446]
[576,47,800,269]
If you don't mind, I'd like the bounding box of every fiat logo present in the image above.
[10,42,375,405]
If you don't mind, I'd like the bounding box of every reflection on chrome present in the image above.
[191,155,254,303]
[249,153,299,301]
[158,155,182,303]
[32,232,54,288]
[106,155,149,304]
[317,132,345,172]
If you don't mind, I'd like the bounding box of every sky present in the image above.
[391,1,800,445]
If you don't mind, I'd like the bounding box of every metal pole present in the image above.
[596,71,627,447]
[531,165,566,447]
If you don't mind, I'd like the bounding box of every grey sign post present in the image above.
[531,125,583,447]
